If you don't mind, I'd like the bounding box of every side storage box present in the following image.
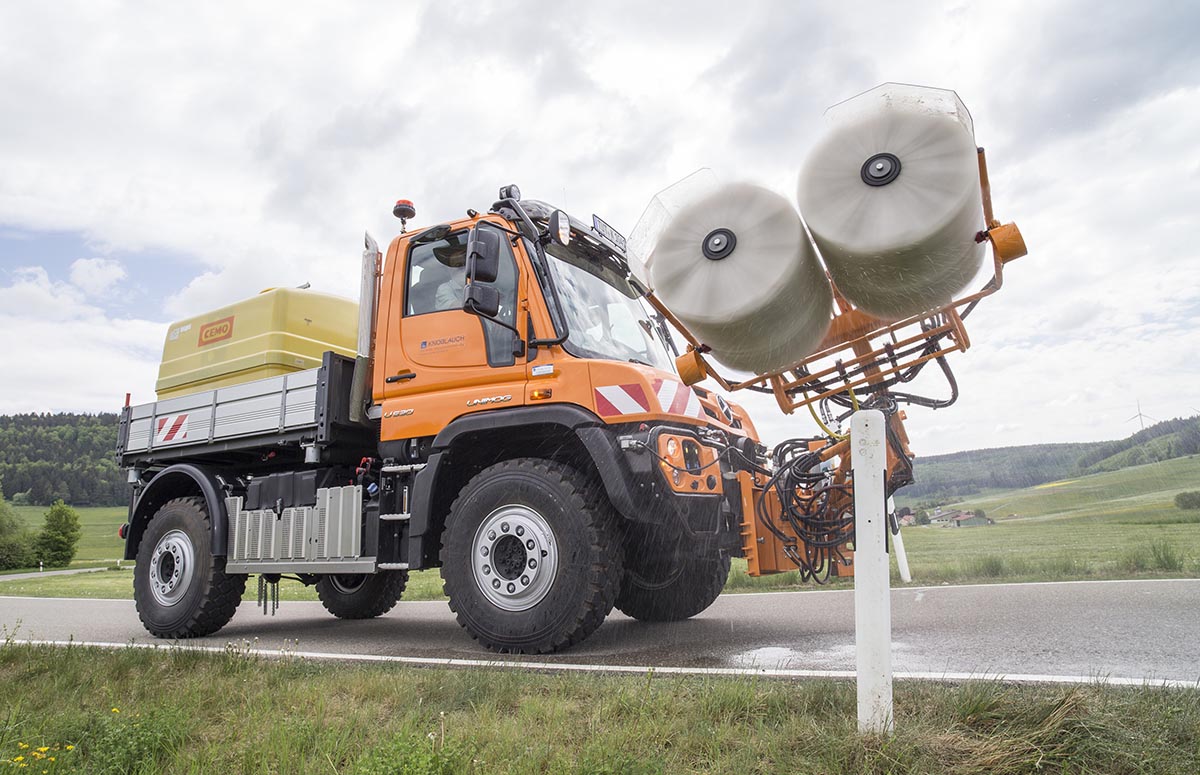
[156,288,358,399]
[225,485,368,573]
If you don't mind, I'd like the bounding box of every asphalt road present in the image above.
[2,579,1197,683]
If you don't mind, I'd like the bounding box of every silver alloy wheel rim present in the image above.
[471,505,558,612]
[329,574,368,594]
[149,529,196,608]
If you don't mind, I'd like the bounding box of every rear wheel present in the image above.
[617,529,730,622]
[133,496,245,638]
[440,458,622,654]
[315,571,408,619]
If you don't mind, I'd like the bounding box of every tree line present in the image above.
[900,415,1200,504]
[0,490,82,569]
[1,411,1197,509]
[0,413,126,506]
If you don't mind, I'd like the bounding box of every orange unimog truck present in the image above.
[118,187,767,653]
[119,165,1025,654]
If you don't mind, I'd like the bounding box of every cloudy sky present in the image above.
[1,1,1196,455]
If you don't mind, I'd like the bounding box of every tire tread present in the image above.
[316,571,408,619]
[134,496,246,638]
[440,458,623,654]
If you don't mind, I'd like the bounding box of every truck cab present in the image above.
[365,194,763,650]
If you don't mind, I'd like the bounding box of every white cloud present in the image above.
[0,266,163,413]
[68,257,126,296]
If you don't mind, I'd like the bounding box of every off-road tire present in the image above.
[616,531,730,622]
[133,496,245,638]
[440,458,623,654]
[315,571,408,619]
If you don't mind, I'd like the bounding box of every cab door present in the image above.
[377,222,527,441]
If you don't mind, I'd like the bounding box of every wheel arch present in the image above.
[125,464,229,561]
[404,404,645,569]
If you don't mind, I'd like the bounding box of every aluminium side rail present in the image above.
[117,351,374,469]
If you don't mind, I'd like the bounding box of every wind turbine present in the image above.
[1126,400,1156,431]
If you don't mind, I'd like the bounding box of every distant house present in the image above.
[951,513,994,528]
[929,509,968,526]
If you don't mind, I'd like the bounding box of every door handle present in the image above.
[385,372,417,383]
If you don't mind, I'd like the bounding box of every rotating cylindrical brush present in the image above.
[649,182,833,373]
[797,83,986,321]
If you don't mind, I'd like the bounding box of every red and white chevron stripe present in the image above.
[652,379,706,420]
[155,413,190,444]
[593,384,651,417]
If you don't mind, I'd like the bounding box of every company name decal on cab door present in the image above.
[421,335,466,350]
[198,316,235,346]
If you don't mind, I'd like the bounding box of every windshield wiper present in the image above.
[628,358,652,367]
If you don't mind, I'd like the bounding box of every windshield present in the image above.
[543,240,675,372]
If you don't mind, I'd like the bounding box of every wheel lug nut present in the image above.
[529,559,537,569]
[507,583,516,593]
[520,575,530,585]
[515,526,525,536]
[526,539,535,550]
[501,522,510,533]
[492,579,501,589]
[480,546,489,556]
[488,530,496,540]
[483,565,491,575]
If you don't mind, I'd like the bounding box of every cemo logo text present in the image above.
[198,317,235,346]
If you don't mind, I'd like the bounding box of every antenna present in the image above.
[1125,399,1157,431]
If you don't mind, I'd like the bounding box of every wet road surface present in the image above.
[2,579,1197,683]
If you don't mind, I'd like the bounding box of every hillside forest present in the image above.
[0,411,1197,508]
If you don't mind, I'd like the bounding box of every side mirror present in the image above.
[464,283,500,318]
[548,210,571,246]
[466,227,501,283]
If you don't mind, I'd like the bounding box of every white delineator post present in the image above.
[886,496,912,583]
[851,409,893,735]
[893,525,912,584]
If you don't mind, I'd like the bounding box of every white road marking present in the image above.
[722,577,1200,597]
[11,639,1199,689]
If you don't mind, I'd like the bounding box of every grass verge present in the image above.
[0,642,1196,774]
[0,567,448,602]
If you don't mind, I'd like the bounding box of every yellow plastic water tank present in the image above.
[156,288,359,399]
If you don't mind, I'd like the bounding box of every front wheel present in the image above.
[617,530,730,622]
[315,571,408,619]
[440,458,623,654]
[133,496,245,638]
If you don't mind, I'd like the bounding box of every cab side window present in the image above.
[403,228,519,366]
[405,232,470,316]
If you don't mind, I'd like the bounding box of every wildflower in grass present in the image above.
[35,748,46,754]
[111,707,120,713]
[64,746,73,751]
[16,743,27,749]
[13,755,24,762]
